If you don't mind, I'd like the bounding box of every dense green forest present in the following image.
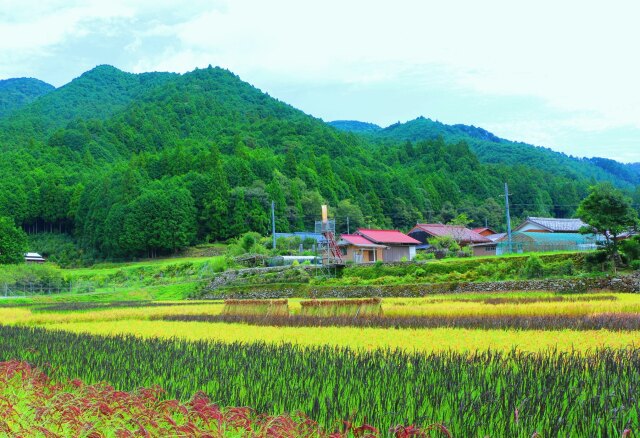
[0,65,638,262]
[330,117,640,187]
[0,78,54,118]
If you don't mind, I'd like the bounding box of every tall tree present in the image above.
[0,217,28,264]
[577,183,638,268]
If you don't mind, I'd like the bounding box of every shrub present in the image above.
[545,260,575,277]
[585,251,610,272]
[631,260,640,271]
[521,255,545,279]
[621,236,640,263]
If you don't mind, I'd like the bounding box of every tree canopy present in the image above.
[0,65,638,262]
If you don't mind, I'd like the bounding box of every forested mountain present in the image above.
[0,78,54,118]
[332,116,640,187]
[0,65,638,261]
[0,65,176,144]
[328,120,381,133]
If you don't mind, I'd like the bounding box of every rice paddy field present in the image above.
[2,290,640,436]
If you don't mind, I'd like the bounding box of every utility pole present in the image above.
[347,216,350,234]
[504,182,512,253]
[271,200,276,250]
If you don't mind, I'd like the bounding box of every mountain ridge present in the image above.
[0,65,637,260]
[0,77,55,118]
[330,116,640,186]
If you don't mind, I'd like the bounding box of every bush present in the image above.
[545,260,575,277]
[27,233,88,268]
[621,236,640,263]
[585,251,610,272]
[631,260,640,271]
[521,255,545,279]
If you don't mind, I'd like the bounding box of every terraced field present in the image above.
[2,291,640,436]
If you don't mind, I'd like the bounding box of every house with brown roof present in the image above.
[472,227,498,237]
[515,217,587,233]
[338,228,420,263]
[408,224,491,248]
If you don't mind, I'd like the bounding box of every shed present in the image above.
[24,252,45,263]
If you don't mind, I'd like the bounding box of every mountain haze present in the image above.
[0,65,638,261]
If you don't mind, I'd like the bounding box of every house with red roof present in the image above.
[408,224,491,248]
[337,234,387,263]
[338,228,420,263]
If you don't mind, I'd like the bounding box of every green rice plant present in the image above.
[300,298,382,317]
[222,299,289,316]
[1,325,640,436]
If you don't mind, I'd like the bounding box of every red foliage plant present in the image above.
[0,360,449,437]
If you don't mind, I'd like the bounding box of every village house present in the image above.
[337,234,386,263]
[514,217,587,233]
[338,229,420,263]
[356,229,420,262]
[472,227,498,237]
[408,223,491,249]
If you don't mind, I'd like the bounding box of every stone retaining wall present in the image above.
[199,272,640,300]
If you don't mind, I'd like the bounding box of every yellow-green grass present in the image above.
[381,293,640,317]
[0,303,223,325]
[62,255,225,277]
[41,320,640,353]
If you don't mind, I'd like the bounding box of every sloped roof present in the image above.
[410,224,491,244]
[24,252,45,261]
[486,233,506,242]
[472,227,498,235]
[338,234,387,248]
[516,217,587,232]
[356,229,420,245]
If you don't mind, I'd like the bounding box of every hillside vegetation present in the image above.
[0,78,54,118]
[0,65,638,262]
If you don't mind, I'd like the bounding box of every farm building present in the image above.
[515,217,587,233]
[471,231,601,256]
[337,234,386,263]
[24,252,45,263]
[408,224,491,248]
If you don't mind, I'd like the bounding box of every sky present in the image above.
[1,0,639,163]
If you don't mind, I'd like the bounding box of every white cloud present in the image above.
[1,0,639,160]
